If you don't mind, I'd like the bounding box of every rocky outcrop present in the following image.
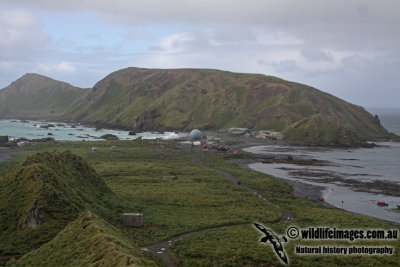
[25,201,43,229]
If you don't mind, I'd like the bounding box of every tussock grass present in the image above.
[8,210,156,267]
[1,140,398,266]
[0,150,125,254]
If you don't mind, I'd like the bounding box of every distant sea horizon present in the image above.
[367,107,400,135]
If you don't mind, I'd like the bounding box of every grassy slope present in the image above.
[0,141,399,266]
[67,67,389,145]
[0,73,87,119]
[34,141,282,244]
[0,150,125,254]
[0,68,391,145]
[169,154,400,266]
[7,210,156,267]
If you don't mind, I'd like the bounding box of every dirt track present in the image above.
[140,153,293,267]
[0,147,18,162]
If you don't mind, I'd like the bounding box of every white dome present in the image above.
[189,129,202,140]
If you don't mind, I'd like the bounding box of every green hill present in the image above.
[68,68,389,145]
[0,68,393,145]
[0,73,87,119]
[0,151,125,255]
[7,210,156,267]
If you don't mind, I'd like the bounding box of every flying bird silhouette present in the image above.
[253,222,288,265]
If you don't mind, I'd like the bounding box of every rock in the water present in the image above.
[100,134,119,140]
[40,124,55,129]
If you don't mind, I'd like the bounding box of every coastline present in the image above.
[203,131,331,205]
[230,140,400,225]
[1,129,399,225]
[231,157,326,203]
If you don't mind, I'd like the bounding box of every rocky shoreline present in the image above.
[199,131,332,203]
[231,155,400,224]
[223,136,400,224]
[231,157,326,201]
[1,129,399,224]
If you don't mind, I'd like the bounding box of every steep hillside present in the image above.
[0,151,125,254]
[68,67,389,145]
[8,210,155,267]
[0,68,392,145]
[0,73,87,119]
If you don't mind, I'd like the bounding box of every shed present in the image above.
[228,128,250,135]
[122,213,144,227]
[180,141,193,147]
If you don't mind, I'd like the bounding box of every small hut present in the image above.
[122,213,144,227]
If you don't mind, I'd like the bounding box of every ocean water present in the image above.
[244,109,400,223]
[0,120,186,141]
[367,107,400,135]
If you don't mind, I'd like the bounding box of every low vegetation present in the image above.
[0,150,125,254]
[8,210,156,267]
[0,67,393,145]
[0,140,398,266]
[170,154,400,266]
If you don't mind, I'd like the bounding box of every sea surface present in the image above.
[245,108,400,223]
[0,120,186,141]
[367,107,400,135]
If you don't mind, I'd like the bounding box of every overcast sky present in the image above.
[1,0,399,108]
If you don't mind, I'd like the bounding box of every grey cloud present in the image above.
[356,3,369,16]
[301,46,332,62]
[1,0,400,107]
[257,59,267,66]
[0,10,50,59]
[148,45,164,52]
[342,55,373,70]
[2,1,397,28]
[4,1,400,53]
[273,60,300,73]
[5,1,399,54]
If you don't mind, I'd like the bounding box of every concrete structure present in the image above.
[91,147,98,153]
[253,130,284,140]
[180,141,193,147]
[228,128,250,135]
[268,131,284,140]
[122,213,144,227]
[255,132,267,139]
[207,136,220,142]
